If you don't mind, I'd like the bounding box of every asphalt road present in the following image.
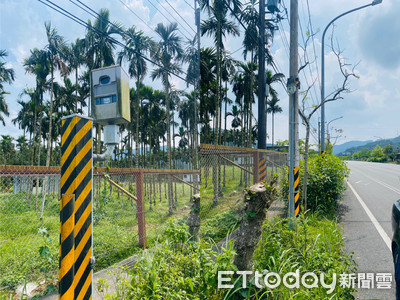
[342,161,400,299]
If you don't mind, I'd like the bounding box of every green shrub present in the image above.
[107,221,237,300]
[93,221,139,270]
[249,215,356,299]
[163,219,190,244]
[282,154,349,216]
[200,206,241,242]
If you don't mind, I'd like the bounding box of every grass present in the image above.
[0,175,197,297]
[0,162,284,298]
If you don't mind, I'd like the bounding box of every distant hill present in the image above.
[337,136,400,156]
[333,140,372,155]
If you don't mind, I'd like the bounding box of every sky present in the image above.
[203,0,400,146]
[0,0,195,137]
[1,0,399,147]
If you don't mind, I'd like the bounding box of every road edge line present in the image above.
[347,181,392,251]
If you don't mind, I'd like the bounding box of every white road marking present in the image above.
[351,169,400,195]
[355,180,362,184]
[363,174,400,195]
[347,181,392,251]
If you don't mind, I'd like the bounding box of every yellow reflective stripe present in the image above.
[74,223,92,263]
[75,201,92,239]
[61,120,91,167]
[59,248,74,280]
[59,284,74,300]
[61,138,92,189]
[74,246,92,294]
[61,214,74,244]
[76,268,92,300]
[75,179,92,214]
[65,159,92,196]
[61,116,78,148]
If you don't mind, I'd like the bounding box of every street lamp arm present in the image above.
[320,1,381,153]
[321,4,373,44]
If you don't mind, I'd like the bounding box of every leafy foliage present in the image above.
[200,205,241,241]
[250,215,357,299]
[282,154,349,216]
[106,220,237,300]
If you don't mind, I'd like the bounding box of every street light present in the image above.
[320,0,382,154]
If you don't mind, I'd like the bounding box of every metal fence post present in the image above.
[253,151,259,184]
[258,153,267,183]
[136,169,146,248]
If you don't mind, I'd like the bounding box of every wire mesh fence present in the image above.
[199,144,287,242]
[0,165,199,292]
[0,145,286,295]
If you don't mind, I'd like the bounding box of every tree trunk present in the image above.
[234,179,277,271]
[40,66,55,219]
[188,193,200,242]
[302,122,310,212]
[165,72,174,215]
[272,113,275,147]
[135,80,140,168]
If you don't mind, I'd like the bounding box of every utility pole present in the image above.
[257,0,266,149]
[194,0,200,185]
[288,0,299,222]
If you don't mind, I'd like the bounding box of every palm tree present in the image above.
[201,1,240,204]
[23,48,50,166]
[13,91,36,141]
[0,50,15,125]
[184,39,200,177]
[84,9,122,69]
[200,47,217,144]
[65,38,84,112]
[267,96,282,147]
[84,9,122,154]
[265,70,282,145]
[232,62,257,147]
[226,105,242,146]
[118,26,152,168]
[40,22,68,218]
[151,22,183,215]
[241,0,258,63]
[57,77,79,114]
[201,5,239,145]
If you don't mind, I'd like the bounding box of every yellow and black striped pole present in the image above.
[294,166,300,217]
[60,115,93,300]
[259,153,267,183]
[59,194,75,299]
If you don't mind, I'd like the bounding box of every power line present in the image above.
[281,0,320,115]
[231,46,244,55]
[222,0,287,91]
[38,0,191,84]
[184,0,194,10]
[298,1,321,113]
[145,0,192,40]
[154,0,196,37]
[116,0,157,34]
[277,20,290,59]
[165,0,196,34]
[306,0,321,90]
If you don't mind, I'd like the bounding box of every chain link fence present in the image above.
[0,144,285,295]
[0,165,199,294]
[199,144,287,242]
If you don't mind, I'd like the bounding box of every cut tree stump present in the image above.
[234,178,278,271]
[188,193,200,242]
